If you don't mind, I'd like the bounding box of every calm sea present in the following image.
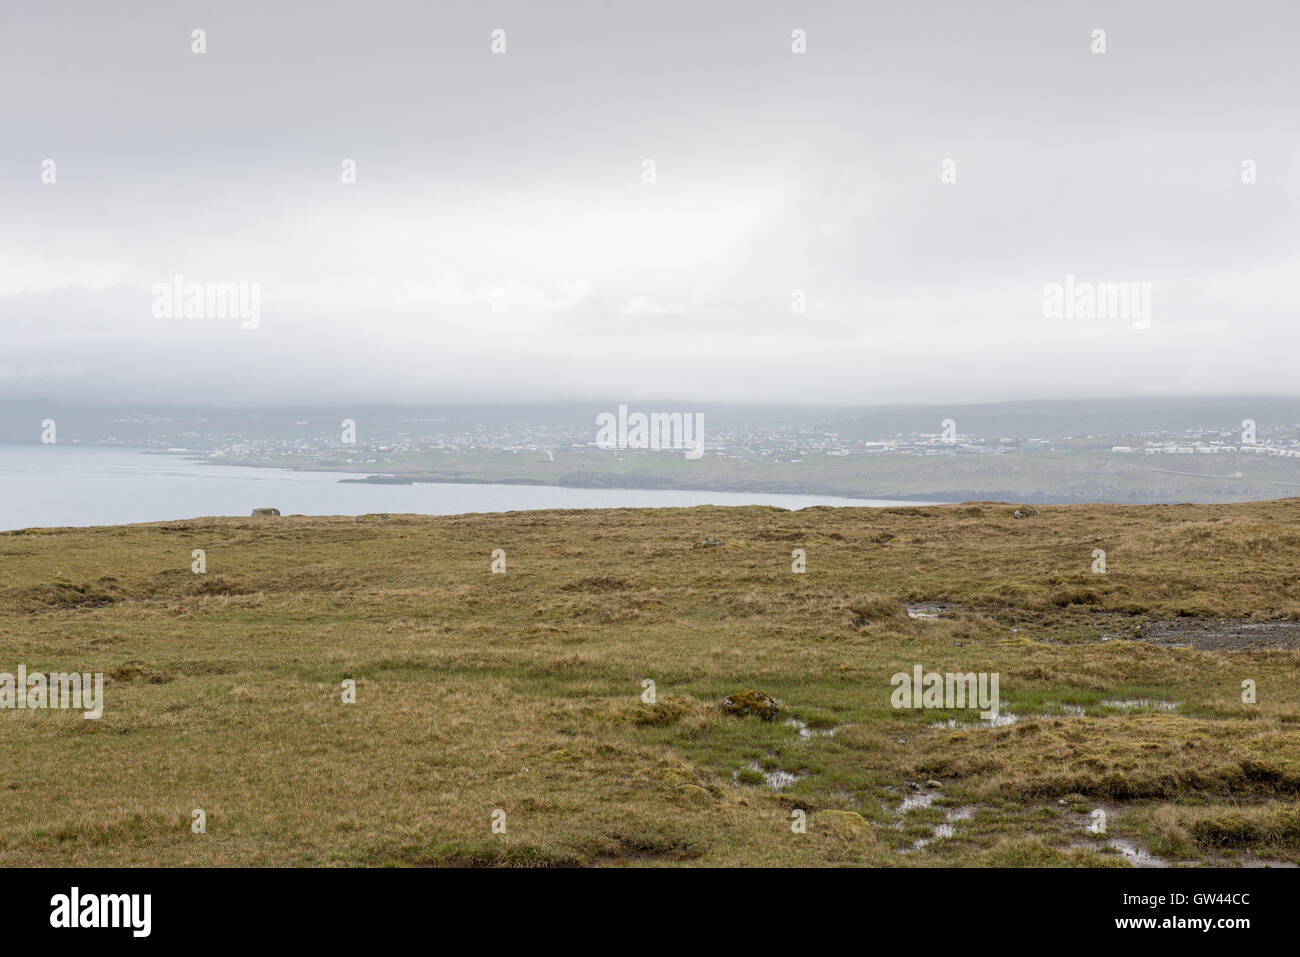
[0,444,932,530]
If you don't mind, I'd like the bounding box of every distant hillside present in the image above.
[4,395,1300,446]
[825,396,1300,439]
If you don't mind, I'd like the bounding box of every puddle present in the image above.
[1015,702,1178,719]
[1109,839,1169,868]
[742,761,804,790]
[1040,702,1087,716]
[933,713,1018,728]
[906,602,960,620]
[1067,836,1169,867]
[905,803,979,850]
[1064,801,1168,867]
[898,790,939,812]
[1066,801,1295,868]
[1241,857,1298,869]
[763,769,802,789]
[784,719,840,739]
[1100,699,1180,711]
[912,823,953,849]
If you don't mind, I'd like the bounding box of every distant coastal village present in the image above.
[10,400,1299,505]
[98,415,1300,465]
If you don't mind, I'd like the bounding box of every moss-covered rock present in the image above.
[721,690,780,720]
[811,809,873,838]
[661,766,698,786]
[675,784,713,805]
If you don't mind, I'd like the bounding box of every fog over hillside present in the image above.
[2,0,1298,406]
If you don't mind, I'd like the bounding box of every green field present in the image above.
[2,500,1298,866]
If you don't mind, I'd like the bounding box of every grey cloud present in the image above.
[1,0,1297,405]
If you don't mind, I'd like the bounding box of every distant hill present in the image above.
[3,395,1299,445]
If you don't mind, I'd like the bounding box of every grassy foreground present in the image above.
[2,500,1299,867]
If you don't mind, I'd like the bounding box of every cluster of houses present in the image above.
[1113,442,1300,457]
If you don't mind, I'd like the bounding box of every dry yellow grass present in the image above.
[1,500,1297,866]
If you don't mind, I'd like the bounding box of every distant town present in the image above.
[7,398,1300,504]
[95,416,1300,465]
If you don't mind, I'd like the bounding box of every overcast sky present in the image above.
[1,0,1297,406]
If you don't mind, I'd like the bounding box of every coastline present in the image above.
[10,444,1300,506]
[187,452,953,503]
[333,472,952,503]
